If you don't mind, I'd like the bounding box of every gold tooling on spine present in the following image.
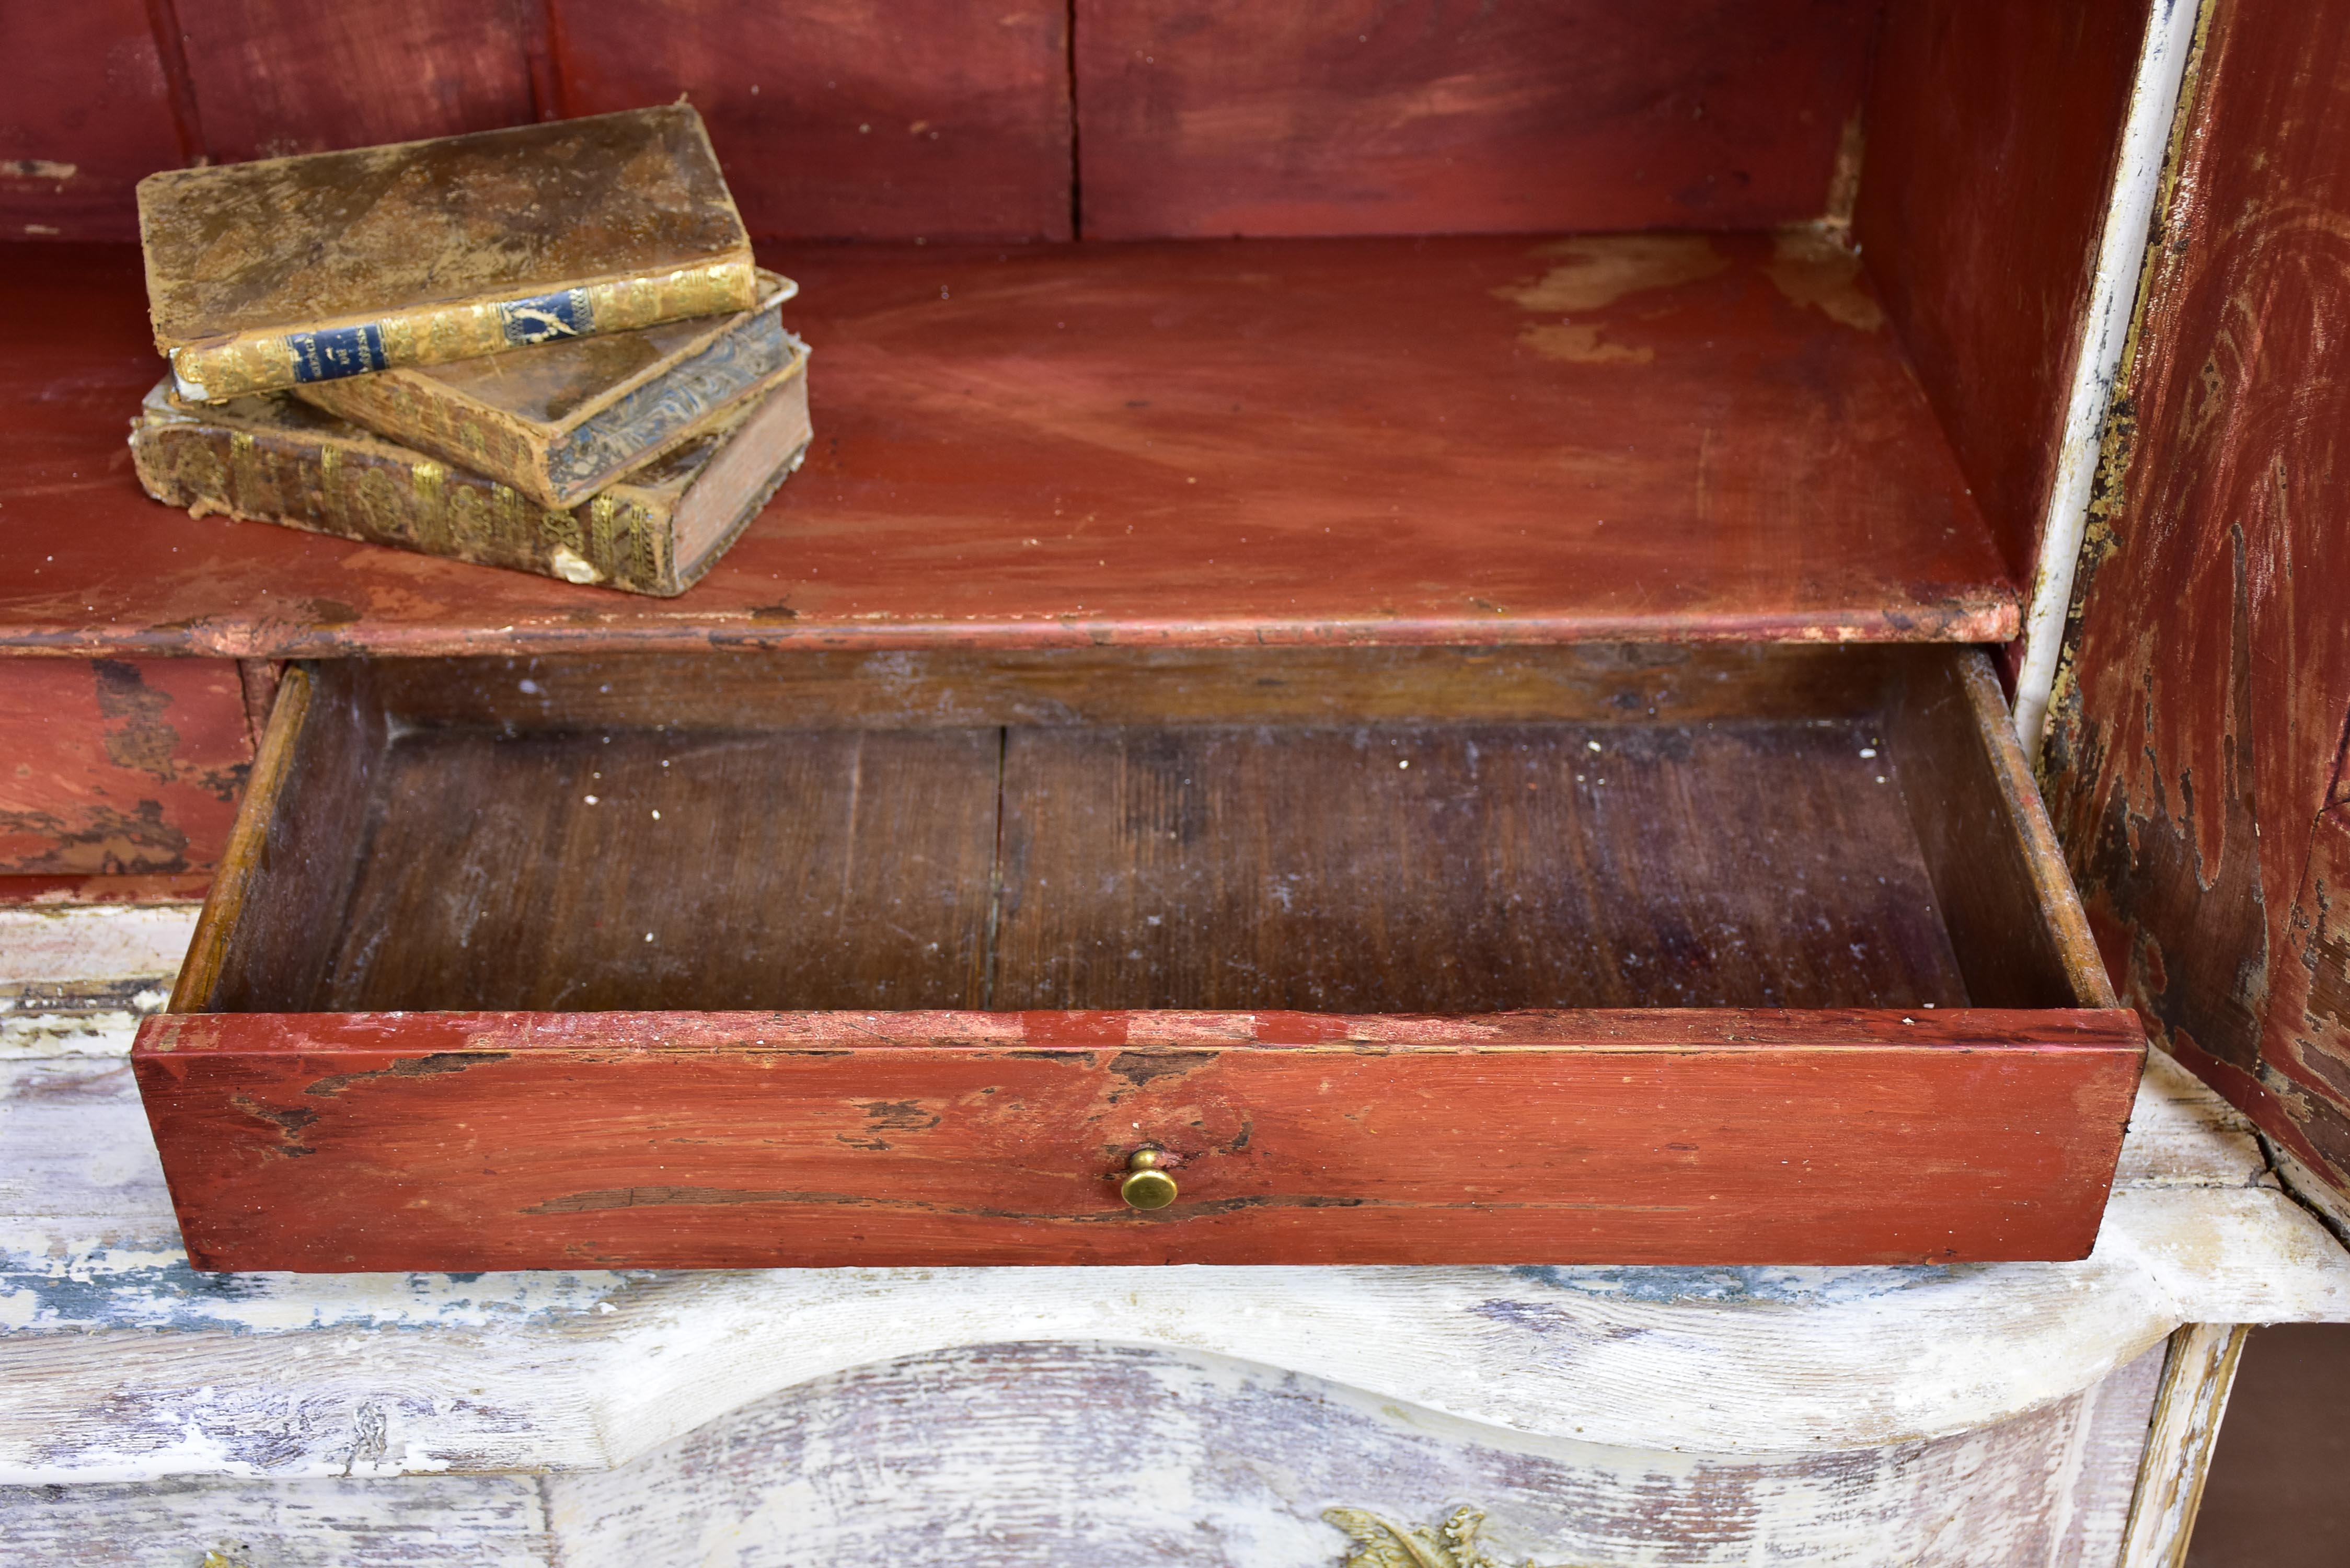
[169,259,759,401]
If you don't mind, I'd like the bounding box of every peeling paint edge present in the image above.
[2014,0,2206,763]
[2266,1138,2350,1249]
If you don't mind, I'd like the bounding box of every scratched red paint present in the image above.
[0,658,251,878]
[133,1007,2144,1271]
[2045,0,2350,1194]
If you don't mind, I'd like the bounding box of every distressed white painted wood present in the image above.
[0,903,197,1058]
[2,908,2347,1491]
[2118,1323,2249,1568]
[3,902,2347,1565]
[0,1341,2164,1566]
[0,1473,551,1567]
[534,1339,2168,1566]
[2014,0,2206,759]
[5,1050,2347,1484]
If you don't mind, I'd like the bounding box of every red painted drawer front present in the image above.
[0,658,252,878]
[133,1007,2144,1271]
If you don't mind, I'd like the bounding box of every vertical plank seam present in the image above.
[983,724,1009,1008]
[140,0,210,166]
[534,1471,565,1567]
[523,0,567,122]
[1064,0,1084,239]
[2013,0,2208,760]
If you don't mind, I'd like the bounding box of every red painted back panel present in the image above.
[169,0,539,162]
[547,0,1074,241]
[1073,0,1882,240]
[0,0,187,241]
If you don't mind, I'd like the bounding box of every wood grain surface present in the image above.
[322,724,1002,1012]
[546,0,1074,242]
[1074,0,1879,240]
[0,235,2015,655]
[167,0,539,165]
[0,658,250,879]
[0,0,189,242]
[357,643,1903,733]
[0,1340,2170,1565]
[1884,651,2116,1011]
[2044,0,2350,1202]
[177,647,2079,1020]
[134,1005,2144,1270]
[1854,0,2150,580]
[991,722,1968,1012]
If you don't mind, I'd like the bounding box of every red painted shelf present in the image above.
[0,233,2014,658]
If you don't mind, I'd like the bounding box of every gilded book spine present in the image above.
[166,258,761,403]
[131,405,683,595]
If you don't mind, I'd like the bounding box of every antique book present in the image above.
[128,354,809,596]
[137,106,758,403]
[293,271,802,510]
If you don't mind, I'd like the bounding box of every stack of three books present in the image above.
[127,106,810,596]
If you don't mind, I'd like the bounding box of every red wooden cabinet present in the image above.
[2,0,2224,1268]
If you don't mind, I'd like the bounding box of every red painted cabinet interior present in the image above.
[0,0,2152,658]
[0,0,2194,1264]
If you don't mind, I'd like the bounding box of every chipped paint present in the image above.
[1763,228,1885,331]
[0,1229,643,1337]
[2043,0,2350,1203]
[1491,236,1728,314]
[0,661,251,877]
[2015,0,2208,758]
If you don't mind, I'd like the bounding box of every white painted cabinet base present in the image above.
[3,906,2345,1566]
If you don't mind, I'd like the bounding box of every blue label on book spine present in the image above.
[497,289,594,347]
[285,322,389,383]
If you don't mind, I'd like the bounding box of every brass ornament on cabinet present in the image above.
[1323,1505,1568,1568]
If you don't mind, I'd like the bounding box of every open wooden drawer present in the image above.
[133,643,2142,1271]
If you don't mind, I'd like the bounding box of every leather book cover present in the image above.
[294,272,802,510]
[128,355,811,596]
[137,106,758,403]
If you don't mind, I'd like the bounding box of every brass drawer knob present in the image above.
[1119,1149,1178,1210]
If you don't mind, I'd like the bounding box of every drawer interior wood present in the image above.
[141,643,2143,1272]
[191,644,2091,1019]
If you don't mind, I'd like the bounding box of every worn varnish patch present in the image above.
[0,659,250,877]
